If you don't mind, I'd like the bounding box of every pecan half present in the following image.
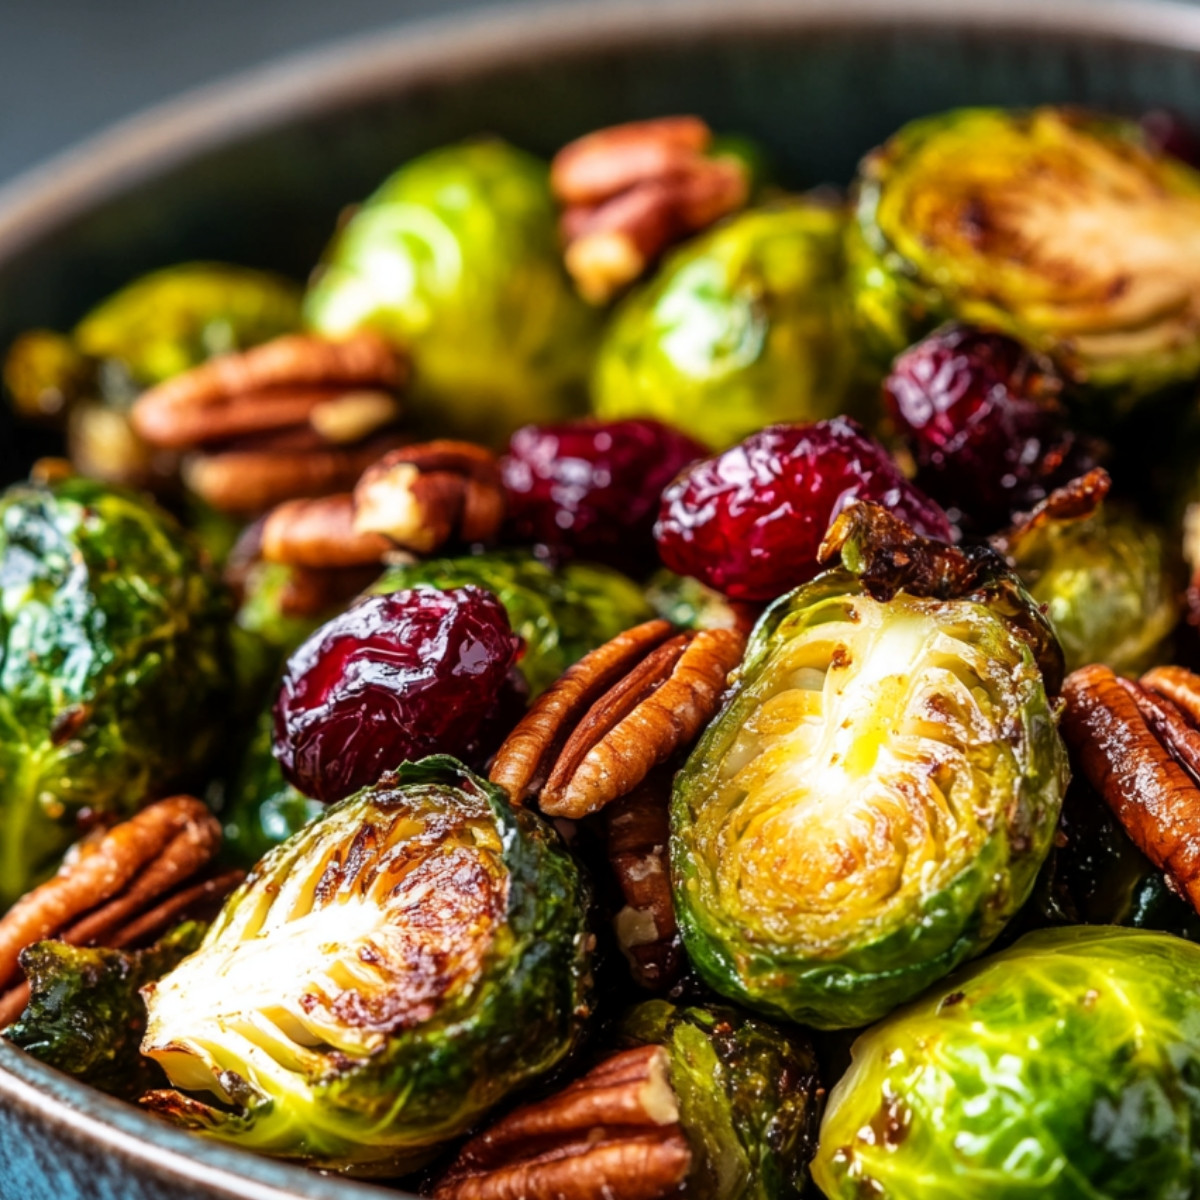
[551,116,750,303]
[1062,663,1200,912]
[434,1044,691,1200]
[490,619,745,818]
[131,332,408,515]
[604,771,684,992]
[262,493,392,569]
[0,797,241,1026]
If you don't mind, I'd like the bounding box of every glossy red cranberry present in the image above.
[273,586,523,802]
[654,417,953,602]
[884,324,1098,531]
[501,418,707,567]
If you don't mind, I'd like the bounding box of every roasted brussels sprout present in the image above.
[142,757,593,1175]
[645,568,747,632]
[672,503,1068,1028]
[1036,779,1200,941]
[0,477,232,907]
[4,923,205,1101]
[371,550,653,696]
[221,709,323,866]
[997,471,1181,675]
[814,926,1200,1199]
[591,200,857,449]
[304,140,599,439]
[4,263,301,485]
[850,107,1200,400]
[620,1000,823,1199]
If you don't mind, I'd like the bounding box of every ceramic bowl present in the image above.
[3,1,1200,1195]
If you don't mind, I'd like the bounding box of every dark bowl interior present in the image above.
[3,1,1200,1196]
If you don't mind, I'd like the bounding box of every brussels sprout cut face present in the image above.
[142,758,592,1175]
[815,927,1200,1200]
[592,202,857,449]
[852,107,1200,397]
[672,565,1067,1029]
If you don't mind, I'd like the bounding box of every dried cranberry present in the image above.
[273,586,523,802]
[654,417,952,602]
[1141,109,1200,169]
[501,418,706,567]
[884,324,1097,531]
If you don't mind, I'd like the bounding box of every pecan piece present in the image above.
[490,619,745,818]
[435,1044,691,1200]
[551,116,750,303]
[1061,664,1200,912]
[182,430,405,515]
[605,771,684,992]
[262,493,392,569]
[353,440,506,553]
[0,797,241,1026]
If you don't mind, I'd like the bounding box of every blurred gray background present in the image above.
[0,0,598,187]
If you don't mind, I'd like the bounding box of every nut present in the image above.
[352,440,506,553]
[1061,663,1200,913]
[489,619,745,818]
[182,430,405,516]
[262,493,393,569]
[551,116,750,303]
[131,332,406,449]
[0,797,242,1026]
[604,771,684,992]
[131,332,408,515]
[434,1043,691,1200]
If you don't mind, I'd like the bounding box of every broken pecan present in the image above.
[258,439,505,568]
[490,619,745,818]
[131,332,408,515]
[352,440,506,553]
[0,797,241,1026]
[551,116,750,303]
[434,1044,691,1200]
[604,771,684,992]
[1061,663,1200,912]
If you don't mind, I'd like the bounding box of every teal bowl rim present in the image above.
[2,0,1200,1195]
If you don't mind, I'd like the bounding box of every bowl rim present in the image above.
[2,0,1200,1195]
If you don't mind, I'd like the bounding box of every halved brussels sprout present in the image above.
[621,1000,822,1200]
[850,107,1200,400]
[998,478,1180,675]
[591,200,858,449]
[672,504,1068,1029]
[371,550,652,696]
[142,757,593,1175]
[814,926,1200,1199]
[304,140,599,440]
[0,477,232,907]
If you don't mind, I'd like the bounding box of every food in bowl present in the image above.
[2,105,1200,1199]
